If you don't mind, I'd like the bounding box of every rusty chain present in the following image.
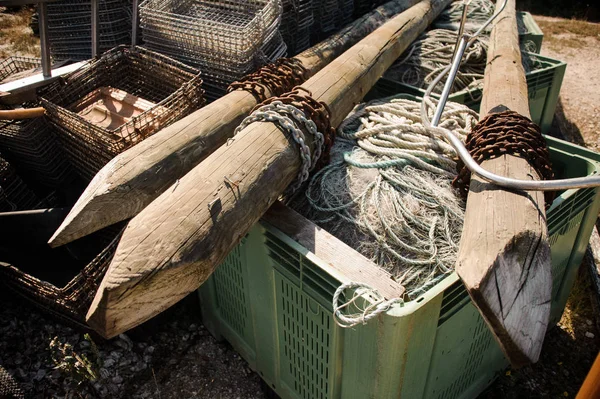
[255,86,336,171]
[453,110,554,200]
[227,58,310,103]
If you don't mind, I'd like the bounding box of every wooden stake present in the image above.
[48,0,421,248]
[455,0,551,368]
[86,0,452,338]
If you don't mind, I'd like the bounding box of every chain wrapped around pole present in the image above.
[453,110,554,200]
[227,58,310,103]
[234,87,335,190]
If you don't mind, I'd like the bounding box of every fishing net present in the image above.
[292,96,478,297]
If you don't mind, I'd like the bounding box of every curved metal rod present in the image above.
[422,0,600,191]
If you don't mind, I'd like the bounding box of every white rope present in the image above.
[235,101,325,191]
[333,282,404,328]
[290,97,478,324]
[385,29,488,97]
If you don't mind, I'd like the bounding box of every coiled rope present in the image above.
[385,29,488,96]
[292,97,478,327]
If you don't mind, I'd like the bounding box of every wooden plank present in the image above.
[48,0,422,247]
[85,0,452,338]
[263,202,406,299]
[0,61,88,105]
[455,0,551,368]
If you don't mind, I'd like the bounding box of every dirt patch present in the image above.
[534,16,600,152]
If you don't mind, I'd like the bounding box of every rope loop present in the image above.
[227,58,310,103]
[333,282,404,328]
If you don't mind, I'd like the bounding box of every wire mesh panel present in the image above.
[41,45,204,180]
[0,226,123,328]
[140,0,285,100]
[280,0,313,55]
[310,0,354,43]
[46,0,133,61]
[0,157,40,212]
[0,111,74,190]
[0,57,42,83]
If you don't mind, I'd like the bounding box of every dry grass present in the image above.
[537,18,600,50]
[0,7,40,59]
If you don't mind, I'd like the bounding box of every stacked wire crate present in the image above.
[279,0,313,55]
[46,0,132,61]
[139,0,286,101]
[0,157,40,212]
[311,0,354,42]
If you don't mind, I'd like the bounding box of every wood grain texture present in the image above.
[86,0,452,338]
[48,0,420,248]
[263,202,406,299]
[456,0,551,368]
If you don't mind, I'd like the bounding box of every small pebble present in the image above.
[34,369,46,381]
[113,375,124,384]
[145,346,155,354]
[585,332,595,338]
[586,319,593,326]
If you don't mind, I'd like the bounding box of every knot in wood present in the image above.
[256,87,336,171]
[452,111,554,201]
[227,58,310,103]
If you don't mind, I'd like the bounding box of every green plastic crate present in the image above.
[198,135,600,399]
[369,52,566,134]
[518,11,544,54]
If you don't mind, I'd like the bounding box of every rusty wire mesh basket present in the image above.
[0,227,122,328]
[0,56,42,83]
[140,0,285,100]
[47,0,132,61]
[0,111,75,189]
[40,45,204,180]
[0,157,40,212]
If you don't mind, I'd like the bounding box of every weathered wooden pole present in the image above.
[85,0,453,338]
[48,0,421,248]
[455,0,551,367]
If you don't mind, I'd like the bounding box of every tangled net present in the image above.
[293,96,479,297]
[385,29,488,95]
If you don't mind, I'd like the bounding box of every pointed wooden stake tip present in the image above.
[458,234,552,368]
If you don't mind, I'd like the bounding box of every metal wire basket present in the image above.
[310,0,354,43]
[0,115,74,190]
[46,0,133,61]
[280,0,313,55]
[41,45,204,180]
[0,157,40,212]
[0,226,123,328]
[0,56,42,83]
[140,0,284,101]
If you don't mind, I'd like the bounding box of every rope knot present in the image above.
[333,282,404,328]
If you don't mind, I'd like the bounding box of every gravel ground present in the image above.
[0,292,265,399]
